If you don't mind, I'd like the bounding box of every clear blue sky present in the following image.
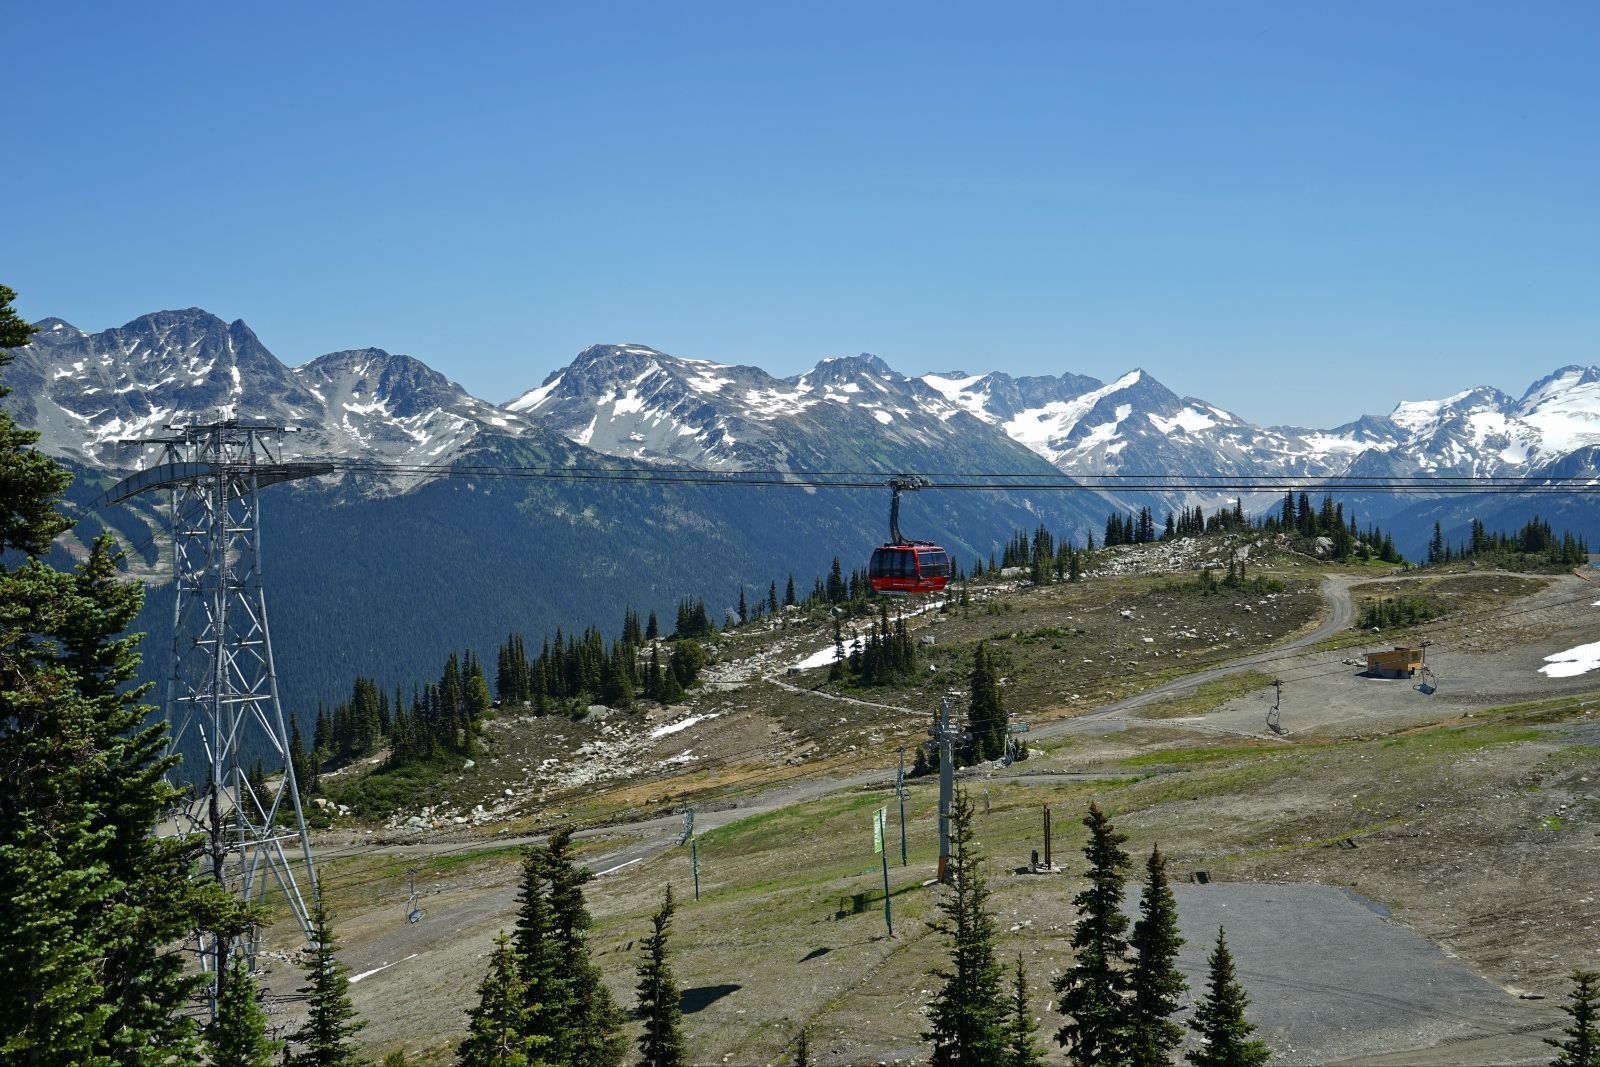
[8,2,1597,426]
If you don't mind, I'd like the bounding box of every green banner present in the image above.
[873,806,886,854]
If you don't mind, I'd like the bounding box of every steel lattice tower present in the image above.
[100,420,333,995]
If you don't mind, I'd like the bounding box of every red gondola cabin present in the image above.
[869,544,951,595]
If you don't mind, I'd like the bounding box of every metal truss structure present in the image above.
[100,420,333,998]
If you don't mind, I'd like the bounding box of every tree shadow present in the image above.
[680,984,741,1014]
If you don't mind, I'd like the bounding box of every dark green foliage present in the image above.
[674,597,714,639]
[966,642,1006,763]
[924,788,1007,1066]
[1054,802,1133,1064]
[510,848,567,1051]
[1546,969,1600,1067]
[1437,515,1590,570]
[1128,847,1186,1067]
[204,955,280,1067]
[841,604,917,688]
[1,286,247,1063]
[284,901,367,1066]
[1360,595,1446,629]
[459,934,550,1067]
[537,829,627,1067]
[792,1026,810,1067]
[670,639,706,690]
[634,886,687,1067]
[1186,930,1269,1067]
[1003,956,1047,1067]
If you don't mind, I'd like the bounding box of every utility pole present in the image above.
[875,806,893,938]
[896,747,908,867]
[1043,804,1053,871]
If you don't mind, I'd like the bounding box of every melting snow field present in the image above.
[650,712,719,738]
[1539,641,1600,678]
[790,639,858,672]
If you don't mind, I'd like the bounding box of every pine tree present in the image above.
[204,954,281,1067]
[792,1026,811,1067]
[967,643,1006,762]
[284,901,367,1066]
[512,849,569,1052]
[542,830,628,1067]
[634,886,687,1067]
[1,288,247,1065]
[1545,969,1600,1067]
[924,787,1007,1066]
[1186,930,1268,1067]
[1003,955,1047,1067]
[459,934,551,1067]
[1127,846,1186,1067]
[1054,802,1133,1064]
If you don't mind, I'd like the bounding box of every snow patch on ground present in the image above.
[651,713,720,738]
[1539,641,1600,678]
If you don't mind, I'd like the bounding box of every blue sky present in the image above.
[9,2,1597,425]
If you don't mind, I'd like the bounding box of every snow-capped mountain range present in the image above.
[9,307,1600,512]
[510,342,1600,488]
[6,310,552,470]
[9,306,1597,712]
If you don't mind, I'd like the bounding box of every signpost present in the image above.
[874,806,893,937]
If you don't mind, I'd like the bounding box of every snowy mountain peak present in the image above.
[29,317,85,341]
[6,310,539,470]
[1518,365,1600,410]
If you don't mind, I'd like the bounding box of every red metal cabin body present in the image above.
[868,544,951,595]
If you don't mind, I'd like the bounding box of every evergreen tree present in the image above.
[967,643,1006,762]
[792,1026,811,1067]
[659,662,685,704]
[1545,970,1600,1067]
[1185,930,1268,1067]
[923,788,1007,1066]
[1003,955,1047,1067]
[459,934,550,1067]
[634,885,687,1067]
[784,574,797,607]
[1,285,248,1064]
[511,849,569,1053]
[284,901,367,1066]
[1127,846,1186,1067]
[1054,802,1133,1064]
[204,954,280,1067]
[542,830,628,1067]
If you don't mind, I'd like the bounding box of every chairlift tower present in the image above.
[99,419,333,1001]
